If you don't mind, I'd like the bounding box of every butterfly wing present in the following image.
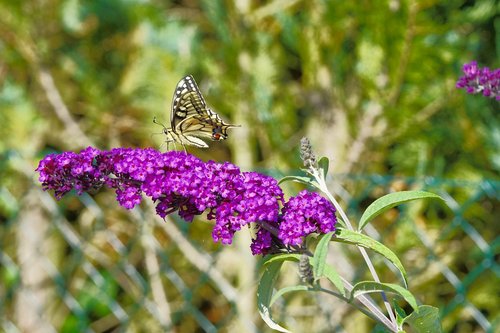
[170,75,209,129]
[177,108,237,140]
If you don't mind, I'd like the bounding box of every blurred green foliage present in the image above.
[0,0,498,332]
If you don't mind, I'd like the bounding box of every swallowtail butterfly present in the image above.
[154,75,238,149]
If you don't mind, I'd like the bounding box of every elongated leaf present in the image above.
[263,253,301,266]
[270,285,310,306]
[334,229,408,287]
[257,261,291,333]
[350,281,418,311]
[358,191,444,231]
[393,302,407,328]
[312,232,335,279]
[322,263,346,297]
[310,232,345,296]
[278,175,317,187]
[318,156,329,179]
[403,305,442,333]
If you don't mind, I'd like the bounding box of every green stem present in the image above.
[312,168,397,326]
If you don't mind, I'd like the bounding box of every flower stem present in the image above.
[312,168,397,326]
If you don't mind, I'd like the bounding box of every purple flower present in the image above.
[456,61,500,100]
[37,146,102,198]
[36,147,336,255]
[250,228,274,255]
[211,171,283,245]
[278,190,337,246]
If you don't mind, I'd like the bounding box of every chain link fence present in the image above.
[1,171,498,332]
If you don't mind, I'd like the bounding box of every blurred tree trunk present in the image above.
[15,189,55,333]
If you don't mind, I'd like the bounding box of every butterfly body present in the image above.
[158,75,238,149]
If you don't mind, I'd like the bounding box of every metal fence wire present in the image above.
[0,174,498,332]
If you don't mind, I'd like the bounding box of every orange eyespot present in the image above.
[213,133,221,140]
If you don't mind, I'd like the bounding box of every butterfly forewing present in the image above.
[171,76,209,129]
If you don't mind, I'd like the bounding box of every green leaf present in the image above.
[278,175,312,185]
[263,253,301,266]
[318,156,329,179]
[257,261,291,333]
[349,281,418,312]
[334,229,408,287]
[311,232,334,279]
[310,232,345,296]
[309,232,345,296]
[278,175,319,188]
[270,285,310,306]
[393,301,407,328]
[373,324,395,333]
[358,191,444,231]
[403,305,442,333]
[322,264,346,297]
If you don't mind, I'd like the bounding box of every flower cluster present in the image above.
[456,61,500,100]
[36,147,337,255]
[37,146,103,199]
[279,190,337,246]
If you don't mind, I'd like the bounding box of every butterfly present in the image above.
[154,75,239,149]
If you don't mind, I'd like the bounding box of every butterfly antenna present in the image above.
[153,116,167,129]
[151,117,168,143]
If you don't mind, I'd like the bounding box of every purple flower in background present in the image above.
[36,147,336,255]
[456,61,500,100]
